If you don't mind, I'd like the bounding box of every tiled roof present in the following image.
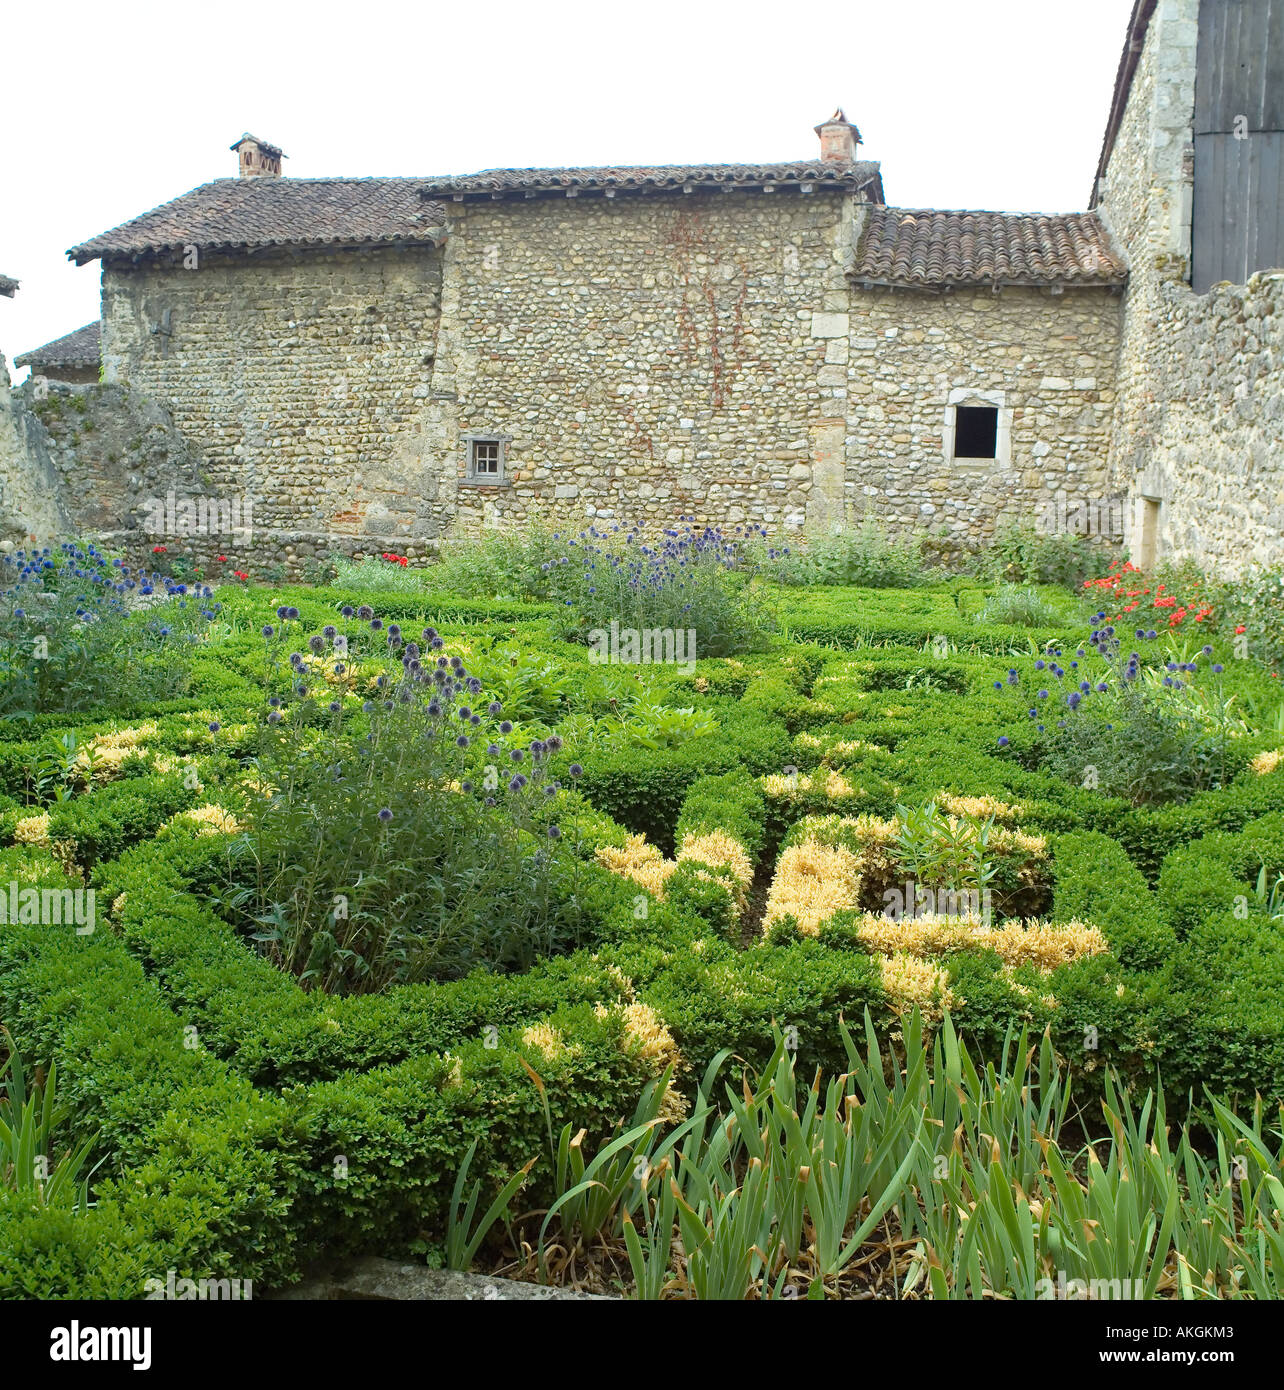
[15,321,101,369]
[852,207,1128,287]
[418,161,883,199]
[0,273,17,297]
[67,180,450,264]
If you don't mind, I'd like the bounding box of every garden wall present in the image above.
[1099,0,1284,574]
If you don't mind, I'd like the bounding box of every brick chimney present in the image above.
[814,109,861,164]
[231,133,285,178]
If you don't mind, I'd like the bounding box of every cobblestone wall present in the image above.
[845,284,1121,544]
[81,190,1124,565]
[1099,0,1284,574]
[101,245,444,566]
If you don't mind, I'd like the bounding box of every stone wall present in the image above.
[101,244,445,566]
[87,190,1125,563]
[1099,0,1284,573]
[0,357,70,546]
[430,190,856,533]
[845,284,1122,543]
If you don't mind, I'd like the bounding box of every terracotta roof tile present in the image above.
[853,207,1128,287]
[419,161,882,198]
[68,179,449,265]
[15,321,101,369]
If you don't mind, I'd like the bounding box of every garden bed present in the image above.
[3,538,1284,1299]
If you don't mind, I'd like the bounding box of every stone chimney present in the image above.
[814,109,861,164]
[231,133,285,178]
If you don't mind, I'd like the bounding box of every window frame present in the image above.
[460,433,512,487]
[942,388,1013,469]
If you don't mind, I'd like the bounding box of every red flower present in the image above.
[153,544,167,554]
[1235,624,1247,635]
[216,555,227,563]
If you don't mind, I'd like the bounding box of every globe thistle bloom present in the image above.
[378,808,393,822]
[262,624,274,638]
[208,721,221,733]
[569,763,583,779]
[997,736,1009,747]
[547,825,561,839]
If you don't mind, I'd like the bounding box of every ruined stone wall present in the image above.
[0,357,70,546]
[844,285,1122,544]
[1099,0,1284,573]
[101,245,445,567]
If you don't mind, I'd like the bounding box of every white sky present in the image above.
[1,0,1135,375]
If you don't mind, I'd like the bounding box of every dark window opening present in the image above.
[954,406,998,460]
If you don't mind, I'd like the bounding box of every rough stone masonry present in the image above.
[3,6,1282,575]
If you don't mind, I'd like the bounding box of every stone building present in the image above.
[15,321,101,385]
[2,3,1281,573]
[1094,0,1284,572]
[55,120,1126,566]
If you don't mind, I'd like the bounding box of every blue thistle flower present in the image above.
[378,808,393,822]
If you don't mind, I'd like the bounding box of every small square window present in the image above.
[953,406,998,460]
[464,436,508,484]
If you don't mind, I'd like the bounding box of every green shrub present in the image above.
[974,584,1064,628]
[974,521,1106,589]
[770,520,928,589]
